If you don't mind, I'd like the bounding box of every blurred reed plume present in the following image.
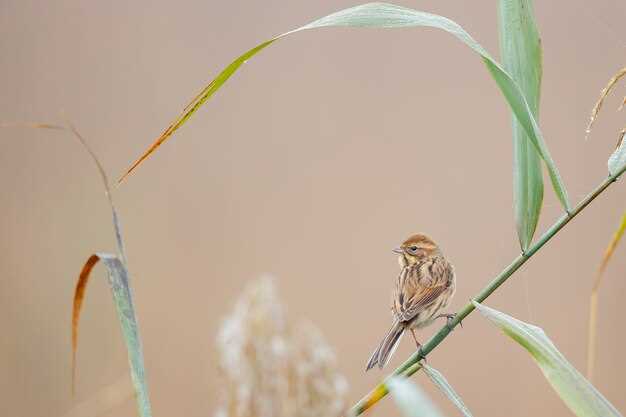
[215,277,348,417]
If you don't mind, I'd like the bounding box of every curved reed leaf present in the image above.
[20,123,152,417]
[72,254,100,394]
[386,376,444,417]
[499,0,544,250]
[473,301,622,417]
[119,2,570,213]
[422,364,473,417]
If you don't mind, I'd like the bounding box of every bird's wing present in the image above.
[394,262,449,323]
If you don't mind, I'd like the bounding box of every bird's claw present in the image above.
[438,313,462,330]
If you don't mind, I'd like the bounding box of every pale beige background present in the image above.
[1,1,625,416]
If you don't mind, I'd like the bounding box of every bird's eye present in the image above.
[408,245,419,253]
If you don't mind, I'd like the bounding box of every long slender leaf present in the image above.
[119,2,570,214]
[100,254,150,417]
[499,0,544,250]
[386,376,444,417]
[25,123,153,417]
[473,301,622,417]
[422,364,473,417]
[587,211,626,380]
[72,253,150,417]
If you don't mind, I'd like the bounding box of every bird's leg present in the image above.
[410,328,421,349]
[436,312,462,329]
[410,329,426,361]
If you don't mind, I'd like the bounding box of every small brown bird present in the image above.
[366,234,456,370]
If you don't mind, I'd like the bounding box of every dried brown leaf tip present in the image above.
[215,278,348,417]
[586,66,626,139]
[72,254,101,395]
[594,212,626,290]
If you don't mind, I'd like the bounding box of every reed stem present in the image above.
[349,164,626,416]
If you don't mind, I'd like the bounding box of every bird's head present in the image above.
[393,234,441,266]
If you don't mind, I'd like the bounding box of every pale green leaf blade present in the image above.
[97,253,152,417]
[608,132,626,176]
[386,376,445,417]
[422,364,473,417]
[499,0,544,250]
[120,2,571,214]
[4,123,152,417]
[473,301,622,417]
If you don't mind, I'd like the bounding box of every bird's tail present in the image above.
[365,321,405,371]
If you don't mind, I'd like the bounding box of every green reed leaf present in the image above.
[473,301,622,417]
[1,122,152,417]
[98,254,150,417]
[387,376,444,417]
[119,2,570,214]
[422,364,473,417]
[73,254,151,417]
[52,122,153,417]
[499,0,544,250]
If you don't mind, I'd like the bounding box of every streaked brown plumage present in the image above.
[366,234,456,371]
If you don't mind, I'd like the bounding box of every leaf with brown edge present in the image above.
[587,211,626,381]
[118,39,277,182]
[2,121,152,417]
[118,3,571,215]
[71,251,150,417]
[586,66,626,140]
[72,254,100,395]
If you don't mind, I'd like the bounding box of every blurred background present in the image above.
[1,1,625,416]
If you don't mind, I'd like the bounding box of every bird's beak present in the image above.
[392,247,404,254]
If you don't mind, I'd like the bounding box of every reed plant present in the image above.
[17,1,625,416]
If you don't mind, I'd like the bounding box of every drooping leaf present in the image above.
[586,66,626,139]
[72,254,101,394]
[422,364,473,417]
[20,122,152,417]
[386,376,444,417]
[587,211,626,380]
[72,253,150,417]
[473,301,622,417]
[499,0,544,250]
[118,2,571,214]
[608,131,626,176]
